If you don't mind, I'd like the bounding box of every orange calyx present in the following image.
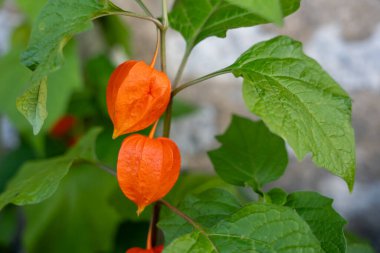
[117,134,181,215]
[107,61,171,138]
[126,245,163,253]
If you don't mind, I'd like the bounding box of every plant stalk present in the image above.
[172,69,231,96]
[173,47,191,88]
[159,199,207,234]
[98,11,163,29]
[133,0,155,17]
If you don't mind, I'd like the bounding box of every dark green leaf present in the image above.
[169,0,300,48]
[24,165,120,253]
[345,233,375,253]
[159,188,241,244]
[0,128,102,210]
[286,192,347,253]
[98,15,133,55]
[164,203,323,252]
[265,188,287,205]
[208,115,288,191]
[0,145,35,192]
[84,54,115,116]
[228,36,355,190]
[17,0,122,134]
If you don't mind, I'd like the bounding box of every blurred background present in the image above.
[0,0,379,252]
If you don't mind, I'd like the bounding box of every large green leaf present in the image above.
[164,203,323,252]
[169,0,300,49]
[159,188,241,244]
[286,192,347,253]
[17,0,122,134]
[24,165,120,253]
[208,115,288,192]
[0,128,102,210]
[0,24,82,134]
[228,36,355,190]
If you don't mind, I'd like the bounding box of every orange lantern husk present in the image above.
[107,60,171,138]
[117,133,181,215]
[126,245,164,253]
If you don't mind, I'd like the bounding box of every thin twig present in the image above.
[172,69,231,96]
[172,47,191,88]
[97,11,163,29]
[133,0,155,17]
[158,199,206,234]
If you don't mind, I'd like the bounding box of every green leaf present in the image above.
[0,33,82,134]
[169,0,300,48]
[159,188,241,244]
[0,128,102,210]
[228,36,355,190]
[265,188,287,205]
[164,203,323,253]
[225,0,283,26]
[24,165,120,253]
[15,0,47,20]
[17,0,122,134]
[208,115,288,192]
[286,192,347,253]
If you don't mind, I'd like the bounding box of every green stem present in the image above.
[160,0,168,73]
[172,68,231,96]
[159,199,206,234]
[173,47,191,88]
[133,0,155,17]
[76,159,116,176]
[163,98,173,137]
[98,11,163,29]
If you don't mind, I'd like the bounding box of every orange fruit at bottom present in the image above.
[117,134,181,215]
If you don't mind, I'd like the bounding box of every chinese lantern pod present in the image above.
[117,134,181,215]
[107,61,171,138]
[126,245,164,253]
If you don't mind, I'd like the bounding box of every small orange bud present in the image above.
[126,245,164,253]
[107,61,171,138]
[117,134,181,215]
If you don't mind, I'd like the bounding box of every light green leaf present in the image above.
[225,0,283,25]
[15,0,47,20]
[159,188,241,244]
[24,165,120,253]
[169,0,300,48]
[208,115,288,192]
[0,128,102,210]
[286,192,347,253]
[228,36,355,190]
[17,0,122,134]
[164,203,323,253]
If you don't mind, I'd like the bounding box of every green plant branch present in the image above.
[173,47,192,88]
[159,199,219,252]
[160,0,169,73]
[133,0,155,17]
[172,68,231,96]
[75,159,117,176]
[159,199,206,234]
[98,11,163,29]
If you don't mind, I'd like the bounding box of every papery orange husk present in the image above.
[117,134,181,215]
[107,61,171,138]
[126,245,164,253]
